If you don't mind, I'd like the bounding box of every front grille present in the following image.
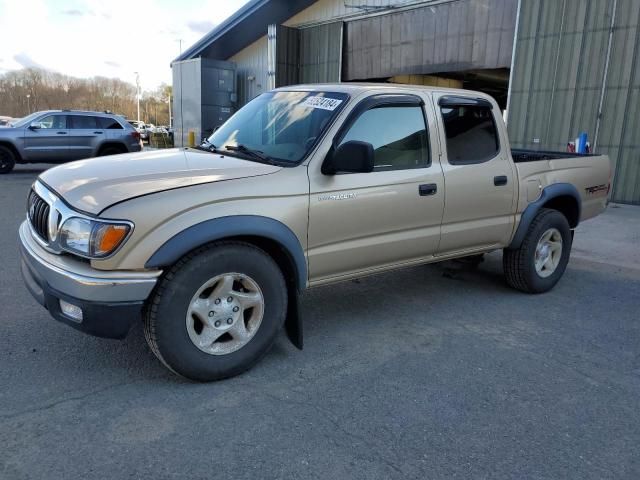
[27,190,50,242]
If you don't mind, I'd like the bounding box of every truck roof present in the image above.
[273,82,494,100]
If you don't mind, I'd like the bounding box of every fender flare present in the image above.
[144,215,307,290]
[509,183,581,249]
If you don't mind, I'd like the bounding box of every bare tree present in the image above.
[0,67,169,123]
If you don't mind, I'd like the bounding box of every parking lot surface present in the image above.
[1,164,639,479]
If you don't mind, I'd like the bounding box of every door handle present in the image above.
[419,183,438,196]
[494,175,508,186]
[56,131,67,135]
[93,131,103,134]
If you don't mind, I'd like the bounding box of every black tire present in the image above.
[503,208,572,293]
[144,242,287,381]
[0,145,16,174]
[99,146,126,156]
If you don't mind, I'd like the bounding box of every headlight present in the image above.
[59,217,132,258]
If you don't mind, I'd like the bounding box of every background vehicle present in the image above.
[0,116,14,127]
[19,84,610,381]
[0,110,141,173]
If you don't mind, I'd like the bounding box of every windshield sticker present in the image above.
[300,96,343,111]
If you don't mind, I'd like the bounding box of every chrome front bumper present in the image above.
[19,221,161,338]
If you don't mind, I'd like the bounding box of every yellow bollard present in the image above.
[187,131,195,148]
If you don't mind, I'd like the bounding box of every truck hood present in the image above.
[38,148,282,214]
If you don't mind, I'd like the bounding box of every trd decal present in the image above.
[585,184,608,194]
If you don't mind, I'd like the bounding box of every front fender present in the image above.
[144,215,307,289]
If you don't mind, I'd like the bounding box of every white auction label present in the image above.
[300,96,343,111]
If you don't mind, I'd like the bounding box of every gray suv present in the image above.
[0,110,142,173]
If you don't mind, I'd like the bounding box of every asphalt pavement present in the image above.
[1,164,639,479]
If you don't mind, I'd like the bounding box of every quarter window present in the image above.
[440,105,499,164]
[340,105,429,171]
[99,117,124,129]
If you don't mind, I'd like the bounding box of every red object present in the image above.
[131,131,140,141]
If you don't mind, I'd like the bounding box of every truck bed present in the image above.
[511,149,595,163]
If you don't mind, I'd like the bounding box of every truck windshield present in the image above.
[207,91,349,164]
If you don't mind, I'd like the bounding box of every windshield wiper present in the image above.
[225,145,275,165]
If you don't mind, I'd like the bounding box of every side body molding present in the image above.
[509,183,582,249]
[145,215,308,290]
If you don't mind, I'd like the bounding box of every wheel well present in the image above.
[226,235,303,349]
[98,142,127,155]
[542,195,580,228]
[226,235,300,291]
[0,141,22,162]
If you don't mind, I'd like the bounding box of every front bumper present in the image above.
[19,221,161,339]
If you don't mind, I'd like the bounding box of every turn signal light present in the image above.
[93,224,130,256]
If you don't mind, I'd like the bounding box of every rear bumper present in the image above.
[19,221,161,338]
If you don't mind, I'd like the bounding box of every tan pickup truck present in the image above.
[19,84,610,381]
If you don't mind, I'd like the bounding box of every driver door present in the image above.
[307,94,444,284]
[23,114,69,162]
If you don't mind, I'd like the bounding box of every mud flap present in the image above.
[285,289,303,349]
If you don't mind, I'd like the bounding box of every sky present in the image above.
[0,0,250,91]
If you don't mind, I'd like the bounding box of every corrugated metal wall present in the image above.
[343,0,517,81]
[229,36,269,106]
[275,25,301,87]
[508,0,640,204]
[299,22,343,83]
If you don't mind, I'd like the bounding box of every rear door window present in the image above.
[440,105,499,164]
[69,115,98,129]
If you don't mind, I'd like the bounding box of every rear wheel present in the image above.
[144,242,287,381]
[0,145,16,174]
[503,208,572,293]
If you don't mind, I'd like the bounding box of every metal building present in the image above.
[172,58,236,147]
[508,0,640,204]
[172,0,640,204]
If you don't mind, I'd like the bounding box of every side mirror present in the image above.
[322,140,374,175]
[28,122,41,130]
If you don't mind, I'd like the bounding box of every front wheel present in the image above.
[503,208,572,293]
[144,242,287,381]
[0,145,16,174]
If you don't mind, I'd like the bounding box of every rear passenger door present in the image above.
[434,94,516,255]
[67,115,103,160]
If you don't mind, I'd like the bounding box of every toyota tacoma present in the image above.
[19,84,610,381]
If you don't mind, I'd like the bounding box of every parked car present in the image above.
[127,120,144,129]
[0,110,141,173]
[150,125,169,134]
[131,123,155,142]
[19,84,610,381]
[0,116,14,127]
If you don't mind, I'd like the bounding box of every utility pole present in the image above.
[134,72,140,122]
[167,95,172,128]
[26,94,31,114]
